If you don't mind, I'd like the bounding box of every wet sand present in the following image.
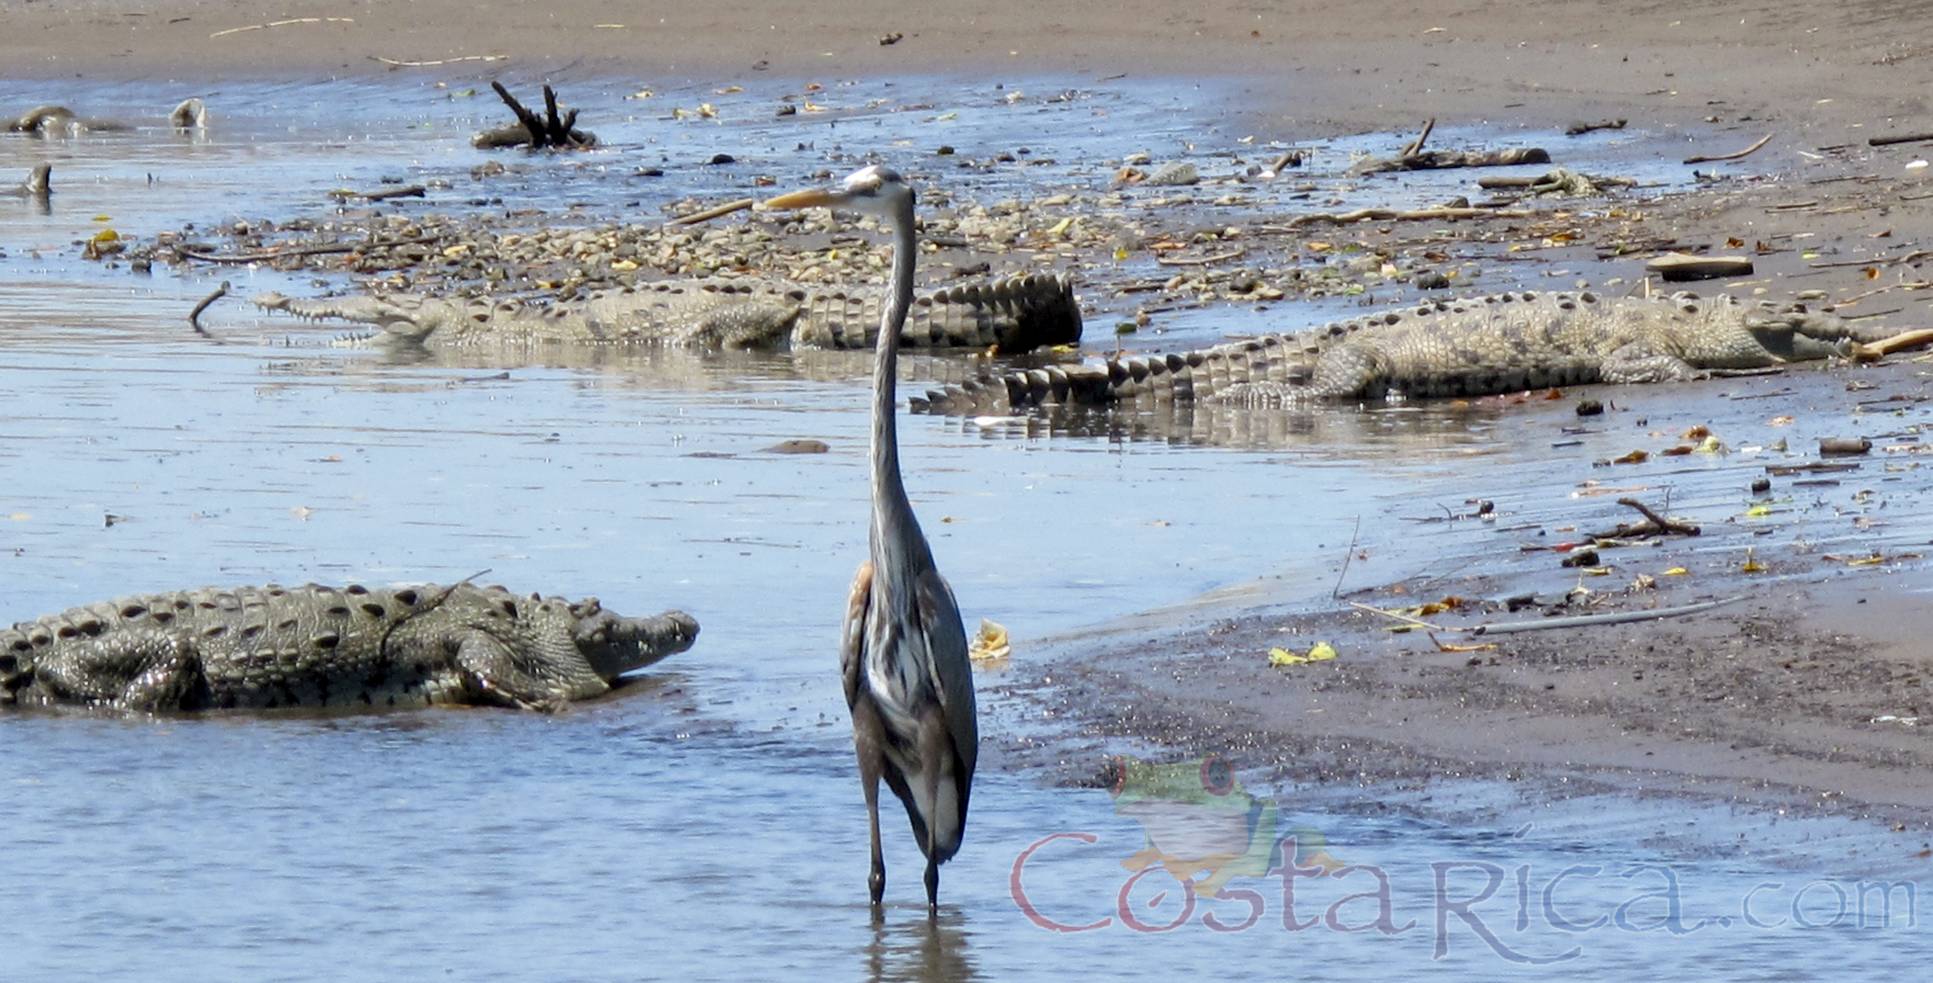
[14,0,1933,848]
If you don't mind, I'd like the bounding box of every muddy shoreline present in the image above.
[13,0,1933,866]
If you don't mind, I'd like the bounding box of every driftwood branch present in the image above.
[1352,147,1550,175]
[1586,496,1700,540]
[1683,133,1773,165]
[474,82,597,149]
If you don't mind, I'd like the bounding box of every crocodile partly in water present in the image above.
[253,273,1081,353]
[913,290,1897,414]
[1,582,699,714]
[1,164,50,200]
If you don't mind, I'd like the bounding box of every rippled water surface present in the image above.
[3,76,1929,978]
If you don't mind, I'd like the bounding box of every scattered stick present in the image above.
[1565,118,1627,136]
[327,185,427,202]
[1470,595,1746,636]
[1646,252,1755,281]
[1289,206,1530,228]
[209,17,354,39]
[667,197,756,227]
[1682,132,1773,164]
[187,280,229,340]
[1352,147,1550,175]
[1868,131,1933,147]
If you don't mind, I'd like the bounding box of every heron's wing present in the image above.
[914,567,979,780]
[840,562,874,711]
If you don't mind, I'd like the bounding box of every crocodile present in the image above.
[912,290,1895,414]
[252,273,1081,353]
[1,164,50,200]
[1,582,699,714]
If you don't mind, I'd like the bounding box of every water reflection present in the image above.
[866,912,979,983]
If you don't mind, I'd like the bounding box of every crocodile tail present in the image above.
[990,273,1083,354]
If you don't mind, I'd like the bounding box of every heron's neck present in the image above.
[870,195,922,559]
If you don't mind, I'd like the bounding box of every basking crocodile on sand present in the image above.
[253,273,1081,353]
[1,582,698,713]
[913,290,1902,413]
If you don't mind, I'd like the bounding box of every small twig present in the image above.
[1399,117,1436,158]
[1155,247,1245,266]
[1683,133,1773,165]
[666,197,756,227]
[1470,595,1747,636]
[1288,206,1530,228]
[1345,600,1444,632]
[371,54,507,67]
[187,280,229,340]
[176,233,444,264]
[1331,514,1361,600]
[209,16,354,39]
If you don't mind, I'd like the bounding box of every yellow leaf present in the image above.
[698,102,718,118]
[968,618,1011,663]
[1744,503,1772,517]
[1113,245,1129,261]
[1268,646,1306,666]
[1307,641,1337,661]
[1045,216,1074,238]
[1845,553,1885,567]
[1740,548,1766,573]
[1582,566,1613,576]
[1306,241,1333,253]
[610,259,638,271]
[92,214,112,223]
[90,228,119,244]
[7,512,29,521]
[1663,566,1690,576]
[1613,449,1649,465]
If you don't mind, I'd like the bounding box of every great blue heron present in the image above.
[766,166,980,916]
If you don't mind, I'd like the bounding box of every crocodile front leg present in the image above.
[449,631,606,712]
[1600,343,1700,384]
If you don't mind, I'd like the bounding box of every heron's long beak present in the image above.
[763,187,850,211]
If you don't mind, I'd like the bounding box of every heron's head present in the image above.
[763,164,913,221]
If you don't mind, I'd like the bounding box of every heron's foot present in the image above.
[869,863,886,908]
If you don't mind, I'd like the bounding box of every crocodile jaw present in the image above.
[575,606,700,680]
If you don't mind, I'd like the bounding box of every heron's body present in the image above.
[770,166,980,915]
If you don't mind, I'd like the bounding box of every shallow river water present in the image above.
[2,75,1928,978]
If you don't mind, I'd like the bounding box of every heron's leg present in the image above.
[925,855,939,918]
[859,747,886,907]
